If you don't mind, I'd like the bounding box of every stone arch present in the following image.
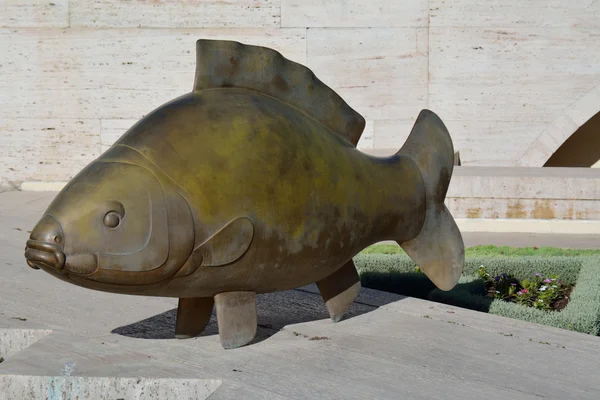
[517,83,600,167]
[544,111,600,167]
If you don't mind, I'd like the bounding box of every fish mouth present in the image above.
[25,239,66,271]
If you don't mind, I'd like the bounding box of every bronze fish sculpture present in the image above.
[24,39,464,349]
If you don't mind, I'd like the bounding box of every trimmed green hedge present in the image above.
[355,254,581,288]
[360,244,600,257]
[487,257,600,335]
[354,254,600,336]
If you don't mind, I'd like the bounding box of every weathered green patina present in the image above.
[24,39,464,349]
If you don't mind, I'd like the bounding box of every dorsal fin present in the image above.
[193,39,366,147]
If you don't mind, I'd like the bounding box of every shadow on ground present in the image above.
[361,271,493,313]
[111,285,404,345]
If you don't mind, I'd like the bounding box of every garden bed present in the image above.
[354,248,600,336]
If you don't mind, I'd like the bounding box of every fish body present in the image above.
[25,39,464,348]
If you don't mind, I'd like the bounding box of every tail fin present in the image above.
[397,110,464,291]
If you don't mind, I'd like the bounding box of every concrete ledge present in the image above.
[0,376,222,400]
[0,329,52,360]
[457,218,600,234]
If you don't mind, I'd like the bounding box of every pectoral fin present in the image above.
[195,217,254,267]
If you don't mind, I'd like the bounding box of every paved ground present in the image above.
[1,191,600,398]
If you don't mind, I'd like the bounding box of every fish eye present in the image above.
[103,211,121,229]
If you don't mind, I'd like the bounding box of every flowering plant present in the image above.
[477,266,569,311]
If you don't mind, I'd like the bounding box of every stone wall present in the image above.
[447,167,600,221]
[1,0,599,189]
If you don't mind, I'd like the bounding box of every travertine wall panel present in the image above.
[0,0,68,28]
[446,198,600,220]
[1,0,599,193]
[0,28,306,120]
[0,119,101,183]
[356,122,374,150]
[371,120,414,150]
[430,0,600,28]
[443,120,548,166]
[430,26,600,165]
[282,0,427,27]
[100,119,138,152]
[448,169,600,200]
[307,27,428,150]
[430,27,600,122]
[70,0,280,28]
[0,27,305,185]
[445,167,600,220]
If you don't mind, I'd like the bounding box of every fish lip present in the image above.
[24,239,66,271]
